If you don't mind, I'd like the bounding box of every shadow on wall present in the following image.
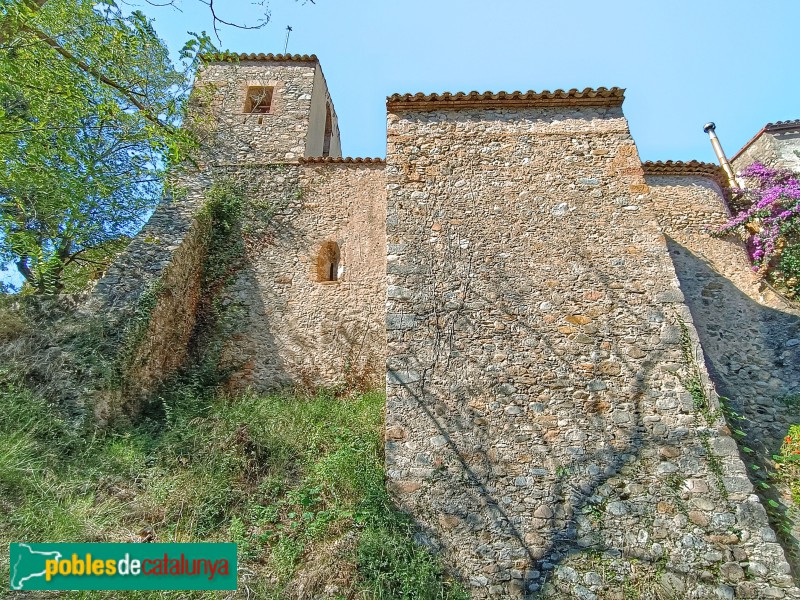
[218,264,288,391]
[667,236,800,569]
[218,184,382,393]
[391,358,657,598]
[666,237,800,448]
[387,245,760,597]
[211,173,305,391]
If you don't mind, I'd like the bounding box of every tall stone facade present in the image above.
[383,92,797,598]
[218,158,387,390]
[89,55,799,597]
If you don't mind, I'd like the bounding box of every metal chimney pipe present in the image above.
[703,122,740,190]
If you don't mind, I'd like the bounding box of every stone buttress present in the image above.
[384,89,797,598]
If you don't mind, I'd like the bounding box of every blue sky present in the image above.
[147,0,800,162]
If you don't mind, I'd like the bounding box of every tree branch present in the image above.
[21,24,177,136]
[201,0,268,42]
[0,0,49,45]
[15,255,34,283]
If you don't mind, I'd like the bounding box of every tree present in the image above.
[0,0,209,292]
[0,0,300,45]
[716,162,800,298]
[0,0,316,293]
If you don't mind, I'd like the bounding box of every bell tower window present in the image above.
[243,86,273,114]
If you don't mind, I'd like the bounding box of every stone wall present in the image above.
[645,167,800,577]
[732,123,800,173]
[220,159,386,390]
[81,151,388,414]
[84,174,211,420]
[640,165,764,301]
[74,53,800,594]
[384,95,797,598]
[191,55,341,164]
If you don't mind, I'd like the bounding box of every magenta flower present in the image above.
[714,162,800,274]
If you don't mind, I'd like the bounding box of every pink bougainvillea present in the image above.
[716,162,800,277]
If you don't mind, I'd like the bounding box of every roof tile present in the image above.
[201,52,318,63]
[642,160,727,188]
[387,87,625,111]
[764,119,800,132]
[300,157,385,165]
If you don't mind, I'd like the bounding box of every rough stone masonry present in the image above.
[88,55,800,598]
[384,91,797,598]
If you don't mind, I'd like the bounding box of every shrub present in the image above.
[715,162,800,297]
[775,424,800,506]
[0,378,466,598]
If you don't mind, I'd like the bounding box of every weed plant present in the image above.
[0,369,466,599]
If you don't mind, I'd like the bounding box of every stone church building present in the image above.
[92,54,800,598]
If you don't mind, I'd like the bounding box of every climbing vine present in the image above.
[677,317,728,499]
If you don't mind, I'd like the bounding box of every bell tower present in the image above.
[189,53,342,163]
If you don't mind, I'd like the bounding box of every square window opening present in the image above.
[243,86,274,114]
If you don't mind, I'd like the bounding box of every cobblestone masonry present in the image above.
[76,55,800,597]
[190,54,341,164]
[645,169,800,577]
[219,160,386,390]
[82,175,210,420]
[384,98,798,598]
[732,121,800,174]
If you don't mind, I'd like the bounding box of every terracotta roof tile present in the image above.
[764,119,800,132]
[300,157,385,164]
[732,118,800,162]
[386,88,625,111]
[642,160,727,188]
[201,52,318,63]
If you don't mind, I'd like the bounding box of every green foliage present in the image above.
[677,319,716,425]
[776,235,800,298]
[676,318,729,501]
[0,300,28,342]
[112,277,164,382]
[0,0,215,293]
[714,163,800,300]
[199,178,245,287]
[775,424,800,507]
[60,236,131,293]
[356,493,469,600]
[0,373,465,598]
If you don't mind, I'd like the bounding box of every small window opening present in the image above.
[322,104,333,157]
[243,86,273,114]
[317,241,340,282]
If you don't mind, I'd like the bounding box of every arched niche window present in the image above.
[317,241,340,282]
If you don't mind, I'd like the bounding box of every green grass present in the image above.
[0,372,467,599]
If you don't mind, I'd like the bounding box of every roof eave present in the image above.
[386,87,625,112]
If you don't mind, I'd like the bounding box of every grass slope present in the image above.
[0,372,467,599]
